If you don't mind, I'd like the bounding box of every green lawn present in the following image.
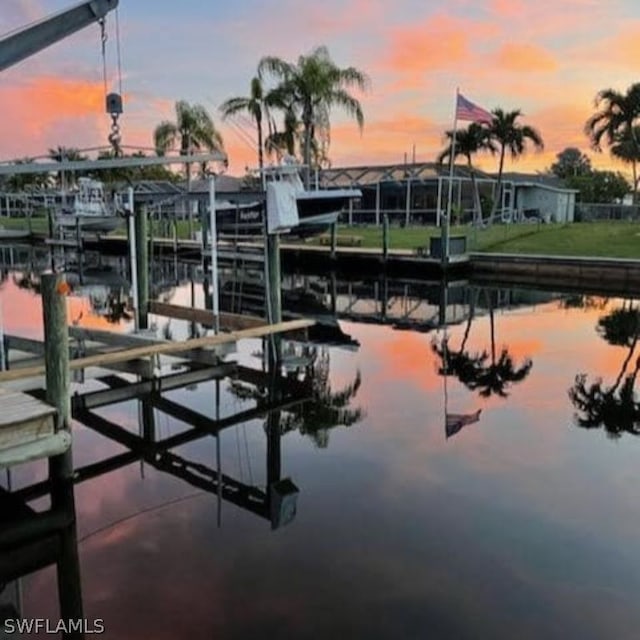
[326,222,640,259]
[4,216,640,259]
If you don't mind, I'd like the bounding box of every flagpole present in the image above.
[442,88,459,268]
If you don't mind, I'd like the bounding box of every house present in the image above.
[318,162,496,226]
[317,163,578,226]
[497,172,578,223]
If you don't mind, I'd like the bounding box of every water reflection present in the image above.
[0,466,83,639]
[569,302,640,437]
[230,344,364,448]
[5,245,640,637]
[431,287,534,399]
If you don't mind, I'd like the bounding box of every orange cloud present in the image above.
[492,43,558,72]
[382,14,497,79]
[0,76,107,159]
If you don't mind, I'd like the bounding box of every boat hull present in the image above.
[55,215,123,234]
[215,191,357,237]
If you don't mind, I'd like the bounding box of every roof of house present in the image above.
[187,175,244,193]
[318,162,494,188]
[498,172,567,189]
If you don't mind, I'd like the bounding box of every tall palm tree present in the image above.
[438,123,496,225]
[585,83,640,203]
[154,100,224,182]
[220,76,269,171]
[610,125,640,199]
[487,109,544,223]
[258,45,369,187]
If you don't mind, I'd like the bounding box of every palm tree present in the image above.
[487,109,544,223]
[585,84,640,203]
[264,105,299,161]
[6,158,51,192]
[438,123,496,225]
[153,100,224,182]
[220,76,270,171]
[258,45,370,187]
[48,146,87,190]
[610,125,640,198]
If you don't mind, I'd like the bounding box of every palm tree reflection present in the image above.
[229,344,363,448]
[432,287,533,398]
[279,346,363,448]
[569,302,640,437]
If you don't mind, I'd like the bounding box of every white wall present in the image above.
[515,186,575,223]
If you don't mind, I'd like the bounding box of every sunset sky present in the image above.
[2,0,640,177]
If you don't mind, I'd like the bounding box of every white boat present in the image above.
[216,159,362,237]
[56,177,124,234]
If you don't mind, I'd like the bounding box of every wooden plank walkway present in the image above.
[0,388,69,467]
[0,318,314,383]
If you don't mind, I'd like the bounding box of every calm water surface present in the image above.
[1,267,640,639]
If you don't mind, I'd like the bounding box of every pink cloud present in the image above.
[492,43,558,72]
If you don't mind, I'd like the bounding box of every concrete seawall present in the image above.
[470,252,640,295]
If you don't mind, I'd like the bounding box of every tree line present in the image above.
[3,43,640,206]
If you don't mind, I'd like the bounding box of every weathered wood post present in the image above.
[383,214,389,262]
[266,234,282,325]
[54,476,84,632]
[42,273,70,434]
[135,204,149,330]
[41,273,72,482]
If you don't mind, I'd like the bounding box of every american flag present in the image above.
[445,409,482,439]
[455,94,494,125]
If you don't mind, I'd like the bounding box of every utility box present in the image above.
[269,477,299,530]
[429,235,467,258]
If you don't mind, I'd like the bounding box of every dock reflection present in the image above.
[0,467,83,639]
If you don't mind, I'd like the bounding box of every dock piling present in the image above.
[330,223,337,259]
[383,214,389,262]
[134,204,149,330]
[42,273,73,480]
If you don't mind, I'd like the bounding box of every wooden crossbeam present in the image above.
[149,301,265,331]
[0,319,314,383]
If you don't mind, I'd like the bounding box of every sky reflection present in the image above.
[2,277,640,639]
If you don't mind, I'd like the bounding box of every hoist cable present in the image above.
[115,7,124,97]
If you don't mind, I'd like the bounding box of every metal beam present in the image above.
[0,0,118,72]
[0,152,226,175]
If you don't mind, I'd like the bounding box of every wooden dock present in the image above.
[54,234,470,277]
[0,388,69,467]
[0,318,314,384]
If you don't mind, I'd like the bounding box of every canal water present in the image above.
[1,259,640,639]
